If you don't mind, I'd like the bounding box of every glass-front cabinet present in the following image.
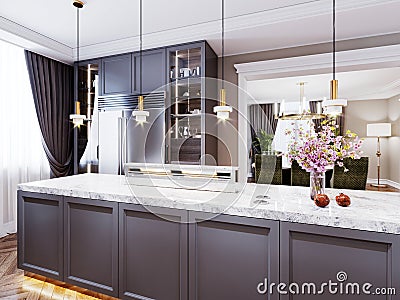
[74,60,100,174]
[166,42,218,165]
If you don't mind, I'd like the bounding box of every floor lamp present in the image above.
[367,123,391,187]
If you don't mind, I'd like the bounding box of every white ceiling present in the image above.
[247,67,400,102]
[0,0,400,62]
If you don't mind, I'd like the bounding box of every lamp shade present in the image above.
[367,123,391,137]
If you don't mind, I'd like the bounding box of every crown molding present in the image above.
[78,0,398,60]
[234,44,400,80]
[0,16,73,64]
[1,0,398,62]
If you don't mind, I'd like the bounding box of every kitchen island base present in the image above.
[17,175,400,299]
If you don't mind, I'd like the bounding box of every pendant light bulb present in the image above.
[132,95,149,123]
[214,89,232,120]
[322,79,347,115]
[70,101,86,127]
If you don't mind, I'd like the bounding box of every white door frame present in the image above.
[234,44,400,183]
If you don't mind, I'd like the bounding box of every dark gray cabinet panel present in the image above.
[64,198,118,297]
[119,204,188,300]
[133,48,166,94]
[280,222,400,300]
[17,191,63,280]
[101,54,132,95]
[189,212,279,300]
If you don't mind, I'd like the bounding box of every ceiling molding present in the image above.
[1,0,398,62]
[78,0,398,60]
[222,0,399,31]
[234,44,400,80]
[0,16,72,63]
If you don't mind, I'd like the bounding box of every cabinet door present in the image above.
[17,191,64,280]
[133,48,166,94]
[101,53,132,95]
[189,212,279,300]
[119,204,188,300]
[280,222,400,300]
[64,197,118,297]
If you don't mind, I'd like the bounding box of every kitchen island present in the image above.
[18,174,400,300]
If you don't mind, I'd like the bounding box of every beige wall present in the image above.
[216,33,400,167]
[341,96,400,183]
[344,100,390,181]
[388,95,400,184]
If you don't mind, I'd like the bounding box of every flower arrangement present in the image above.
[286,122,363,174]
[286,121,363,200]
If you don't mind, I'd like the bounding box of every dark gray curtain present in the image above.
[310,100,345,135]
[249,103,278,134]
[25,50,74,178]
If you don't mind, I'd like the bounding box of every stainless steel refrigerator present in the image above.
[98,108,165,174]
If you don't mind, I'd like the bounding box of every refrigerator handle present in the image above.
[118,117,128,175]
[165,144,169,163]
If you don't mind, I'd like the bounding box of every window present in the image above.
[0,40,50,237]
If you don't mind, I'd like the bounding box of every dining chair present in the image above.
[291,160,310,187]
[255,154,282,185]
[332,157,369,190]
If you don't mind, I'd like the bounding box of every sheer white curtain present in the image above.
[0,40,50,237]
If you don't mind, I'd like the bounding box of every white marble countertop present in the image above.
[18,173,400,234]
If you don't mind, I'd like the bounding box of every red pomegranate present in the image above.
[314,194,330,208]
[336,193,351,207]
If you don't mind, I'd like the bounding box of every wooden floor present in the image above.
[366,183,400,193]
[0,234,117,300]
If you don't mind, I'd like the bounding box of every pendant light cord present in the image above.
[140,0,143,96]
[221,0,225,89]
[76,8,80,64]
[333,0,336,81]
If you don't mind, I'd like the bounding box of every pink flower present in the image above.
[286,121,364,173]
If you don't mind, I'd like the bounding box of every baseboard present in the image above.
[0,230,7,239]
[367,178,400,189]
[0,221,16,239]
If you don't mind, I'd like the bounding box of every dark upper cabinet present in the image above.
[165,41,218,165]
[119,204,188,300]
[64,197,119,297]
[133,48,166,94]
[188,212,280,300]
[100,53,132,95]
[17,191,64,281]
[280,222,400,300]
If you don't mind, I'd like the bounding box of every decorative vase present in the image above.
[310,171,326,200]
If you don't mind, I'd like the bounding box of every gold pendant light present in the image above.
[213,0,232,120]
[132,0,149,123]
[70,0,87,127]
[322,0,347,115]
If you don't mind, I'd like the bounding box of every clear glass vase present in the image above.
[310,171,325,201]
